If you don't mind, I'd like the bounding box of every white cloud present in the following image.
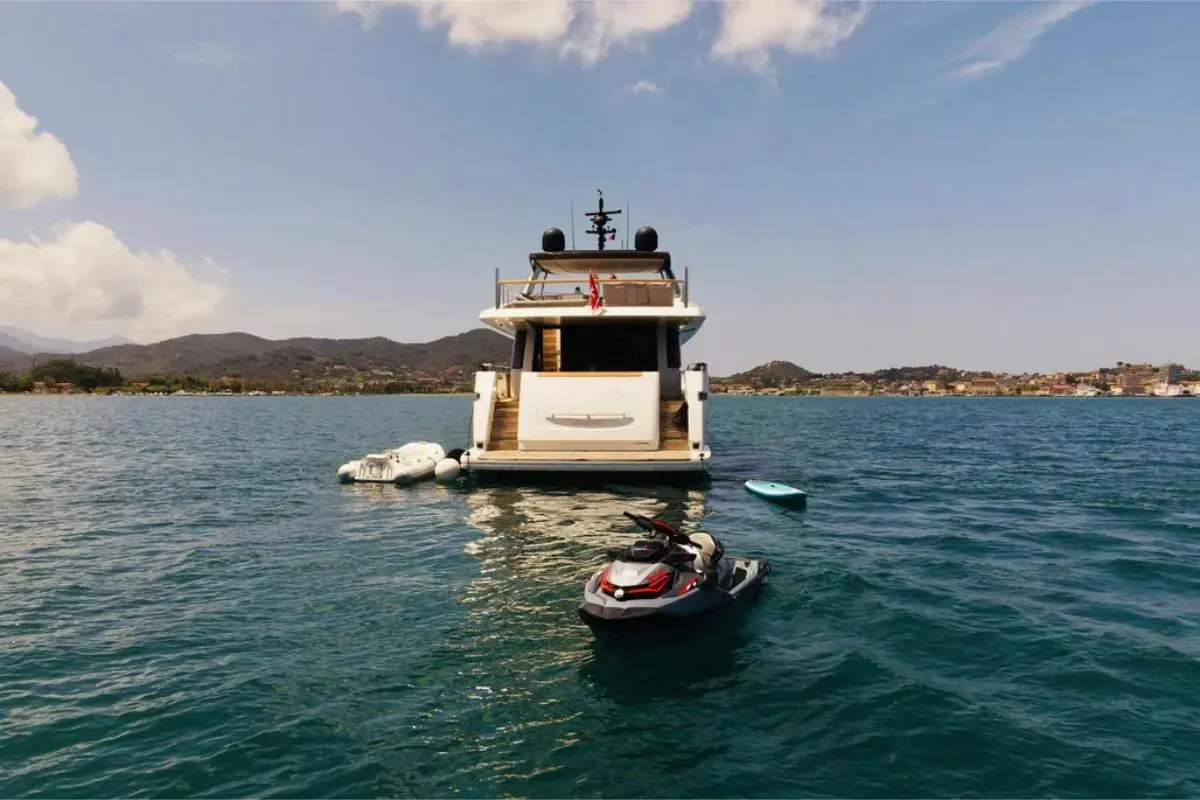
[337,0,575,42]
[336,0,863,72]
[560,1,694,66]
[949,0,1094,84]
[710,0,870,77]
[622,79,662,94]
[338,0,692,65]
[0,80,79,211]
[334,0,404,31]
[173,42,241,68]
[0,221,227,341]
[0,81,228,342]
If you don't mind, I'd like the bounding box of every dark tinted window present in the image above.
[510,329,527,369]
[560,322,658,372]
[665,327,681,369]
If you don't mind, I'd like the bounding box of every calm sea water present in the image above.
[2,395,1199,798]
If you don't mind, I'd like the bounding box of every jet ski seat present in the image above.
[622,539,669,563]
[688,532,718,559]
[684,531,722,589]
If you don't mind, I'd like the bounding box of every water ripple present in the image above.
[2,396,1200,797]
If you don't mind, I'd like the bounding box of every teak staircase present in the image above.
[659,399,690,451]
[489,400,519,450]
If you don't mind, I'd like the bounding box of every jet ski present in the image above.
[578,511,771,633]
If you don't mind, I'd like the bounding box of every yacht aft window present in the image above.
[665,327,681,369]
[510,329,527,369]
[559,322,658,373]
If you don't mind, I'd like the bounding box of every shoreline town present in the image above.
[712,361,1198,397]
[2,358,1195,398]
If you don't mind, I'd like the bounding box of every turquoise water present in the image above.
[2,395,1200,797]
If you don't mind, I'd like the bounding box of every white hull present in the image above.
[462,447,711,474]
[337,441,445,484]
[466,205,712,479]
[1151,383,1194,398]
[462,366,712,479]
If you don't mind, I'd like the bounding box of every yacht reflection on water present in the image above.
[458,484,709,615]
[443,485,711,681]
[463,484,709,562]
[460,484,758,633]
[459,484,760,708]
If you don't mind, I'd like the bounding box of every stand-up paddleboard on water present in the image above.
[744,479,807,506]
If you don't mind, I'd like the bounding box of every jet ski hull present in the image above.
[578,556,771,634]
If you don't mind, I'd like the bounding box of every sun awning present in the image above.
[529,250,672,276]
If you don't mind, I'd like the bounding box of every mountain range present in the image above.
[722,360,816,383]
[0,328,514,382]
[0,329,1002,385]
[0,327,133,355]
[716,360,979,383]
[0,327,1185,388]
[0,328,809,383]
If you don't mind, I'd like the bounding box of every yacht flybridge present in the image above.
[461,193,711,478]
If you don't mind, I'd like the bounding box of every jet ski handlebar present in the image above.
[622,511,692,545]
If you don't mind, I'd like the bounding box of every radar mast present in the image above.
[583,189,621,251]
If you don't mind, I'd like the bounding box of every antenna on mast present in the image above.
[583,188,621,251]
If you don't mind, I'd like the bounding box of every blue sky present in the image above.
[0,0,1196,374]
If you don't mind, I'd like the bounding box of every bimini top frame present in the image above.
[528,250,673,277]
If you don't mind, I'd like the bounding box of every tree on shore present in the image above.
[28,359,124,391]
[0,371,33,393]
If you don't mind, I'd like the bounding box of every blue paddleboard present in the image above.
[744,479,808,505]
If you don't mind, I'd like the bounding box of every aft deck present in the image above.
[471,450,695,462]
[494,275,688,311]
[484,247,692,312]
[484,398,691,458]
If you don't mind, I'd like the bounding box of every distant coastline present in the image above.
[3,361,1196,399]
[0,386,475,398]
[0,329,514,396]
[4,392,1192,400]
[710,390,1196,399]
[0,329,1196,399]
[4,388,1194,400]
[712,360,1199,399]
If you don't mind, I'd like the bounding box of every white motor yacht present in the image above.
[461,194,711,479]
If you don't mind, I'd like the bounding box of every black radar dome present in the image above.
[634,226,658,252]
[542,227,566,252]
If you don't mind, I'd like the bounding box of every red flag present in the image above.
[588,272,601,311]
